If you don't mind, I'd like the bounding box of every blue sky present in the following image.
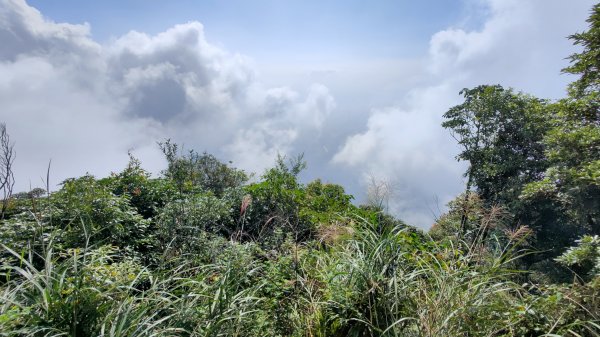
[27,0,466,60]
[1,0,595,228]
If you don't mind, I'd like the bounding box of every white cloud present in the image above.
[332,0,595,227]
[0,0,98,59]
[0,0,335,191]
[0,0,594,229]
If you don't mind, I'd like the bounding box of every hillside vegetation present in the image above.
[0,4,599,337]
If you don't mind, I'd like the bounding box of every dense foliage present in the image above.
[1,3,600,337]
[441,3,600,283]
[1,145,598,336]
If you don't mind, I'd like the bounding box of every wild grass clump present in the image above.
[0,238,268,337]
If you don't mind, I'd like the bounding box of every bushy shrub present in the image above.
[159,139,247,196]
[48,175,151,253]
[155,193,238,255]
[102,154,176,219]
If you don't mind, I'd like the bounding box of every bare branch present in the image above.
[366,174,396,212]
[0,123,16,219]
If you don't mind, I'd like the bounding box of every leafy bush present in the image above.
[155,193,237,255]
[159,139,247,196]
[557,235,600,280]
[102,154,176,219]
[48,175,151,253]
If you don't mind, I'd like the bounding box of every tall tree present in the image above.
[563,3,600,98]
[522,3,600,237]
[442,85,549,235]
[443,85,549,206]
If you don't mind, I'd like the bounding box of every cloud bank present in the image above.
[331,0,594,225]
[0,0,594,228]
[1,0,335,185]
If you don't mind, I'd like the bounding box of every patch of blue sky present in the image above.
[27,0,466,62]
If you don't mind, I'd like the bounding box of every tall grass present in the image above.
[1,215,598,336]
[0,237,264,336]
[295,218,599,337]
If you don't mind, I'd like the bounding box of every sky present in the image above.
[0,0,595,228]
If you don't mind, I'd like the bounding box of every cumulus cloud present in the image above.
[0,0,594,228]
[332,0,595,227]
[0,0,335,190]
[0,0,98,61]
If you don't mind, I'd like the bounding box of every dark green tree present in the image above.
[563,3,600,98]
[522,3,600,238]
[442,85,549,235]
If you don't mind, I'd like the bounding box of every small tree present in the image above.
[158,139,247,196]
[244,154,308,243]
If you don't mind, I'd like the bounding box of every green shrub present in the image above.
[48,175,151,253]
